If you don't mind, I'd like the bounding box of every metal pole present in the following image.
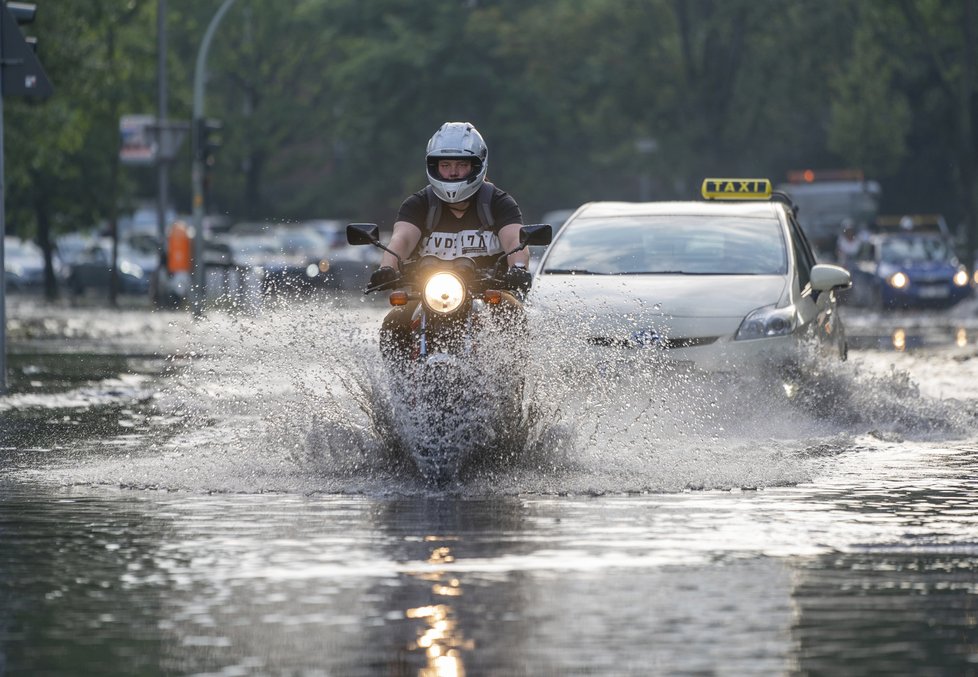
[191,0,238,317]
[155,0,169,307]
[0,15,7,395]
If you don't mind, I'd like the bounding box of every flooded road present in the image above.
[2,294,978,675]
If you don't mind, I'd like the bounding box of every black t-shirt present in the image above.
[396,183,523,267]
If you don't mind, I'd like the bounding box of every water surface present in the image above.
[2,297,977,675]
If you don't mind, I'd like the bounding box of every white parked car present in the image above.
[528,179,852,373]
[4,236,46,290]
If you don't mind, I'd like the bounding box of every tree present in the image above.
[6,0,157,300]
[827,0,978,261]
[4,0,975,278]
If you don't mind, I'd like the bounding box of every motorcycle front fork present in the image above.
[415,301,482,359]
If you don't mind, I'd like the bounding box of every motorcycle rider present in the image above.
[369,122,532,362]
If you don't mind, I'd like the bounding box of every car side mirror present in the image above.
[811,264,852,291]
[346,223,379,246]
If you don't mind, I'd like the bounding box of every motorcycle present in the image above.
[347,222,552,485]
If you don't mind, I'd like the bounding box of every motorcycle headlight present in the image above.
[422,272,465,314]
[735,304,797,340]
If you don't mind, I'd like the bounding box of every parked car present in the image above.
[847,231,972,309]
[528,178,852,374]
[302,219,381,289]
[56,233,94,270]
[224,234,283,268]
[258,225,333,295]
[219,222,331,295]
[65,239,152,296]
[4,236,45,291]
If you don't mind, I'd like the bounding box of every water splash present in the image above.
[139,291,976,495]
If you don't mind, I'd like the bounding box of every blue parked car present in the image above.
[847,232,972,309]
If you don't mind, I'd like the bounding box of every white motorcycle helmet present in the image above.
[425,122,488,204]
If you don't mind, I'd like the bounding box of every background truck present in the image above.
[776,169,881,261]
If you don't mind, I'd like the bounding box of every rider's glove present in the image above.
[369,266,399,288]
[503,265,532,293]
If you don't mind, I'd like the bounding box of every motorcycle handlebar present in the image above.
[364,279,401,294]
[364,264,508,295]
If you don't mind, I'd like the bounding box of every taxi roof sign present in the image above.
[701,178,772,200]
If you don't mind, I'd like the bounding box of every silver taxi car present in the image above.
[528,179,852,373]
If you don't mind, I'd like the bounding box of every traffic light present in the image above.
[195,117,222,167]
[1,1,52,99]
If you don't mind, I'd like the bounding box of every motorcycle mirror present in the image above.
[520,224,553,247]
[501,223,556,259]
[348,222,403,265]
[347,223,379,246]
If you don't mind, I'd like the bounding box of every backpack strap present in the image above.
[423,182,496,235]
[423,185,442,235]
[475,181,495,234]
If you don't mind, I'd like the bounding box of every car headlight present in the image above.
[888,271,909,289]
[735,304,797,340]
[120,261,144,278]
[953,268,969,287]
[305,263,320,278]
[422,272,465,314]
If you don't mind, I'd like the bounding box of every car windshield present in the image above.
[879,236,952,263]
[541,215,787,275]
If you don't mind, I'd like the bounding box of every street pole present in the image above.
[155,0,169,307]
[191,0,238,317]
[0,34,6,394]
[0,5,53,394]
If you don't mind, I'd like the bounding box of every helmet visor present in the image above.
[426,156,483,184]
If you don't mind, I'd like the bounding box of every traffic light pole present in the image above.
[0,2,53,394]
[191,0,237,317]
[155,0,169,307]
[0,45,7,394]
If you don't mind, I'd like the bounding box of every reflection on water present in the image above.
[892,327,907,351]
[889,325,971,351]
[406,539,473,677]
[792,552,978,675]
[2,451,978,675]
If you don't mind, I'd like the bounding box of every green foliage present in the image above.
[2,0,975,259]
[6,1,157,237]
[828,34,911,175]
